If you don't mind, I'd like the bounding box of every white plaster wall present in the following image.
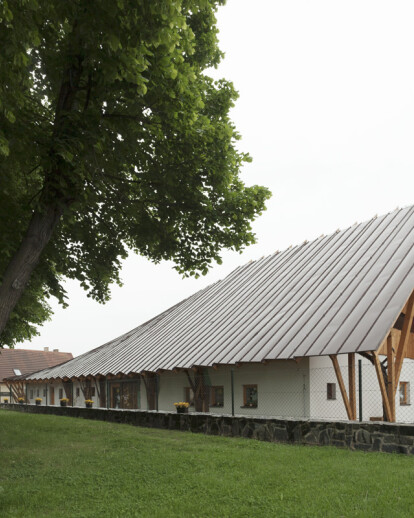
[0,382,12,403]
[157,372,189,412]
[71,380,100,408]
[396,359,414,423]
[309,355,380,421]
[25,383,47,405]
[19,358,414,423]
[156,361,310,418]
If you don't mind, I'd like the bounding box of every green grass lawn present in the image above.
[0,411,413,518]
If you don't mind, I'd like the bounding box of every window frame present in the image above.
[210,386,224,407]
[327,383,336,400]
[399,381,410,406]
[242,384,258,408]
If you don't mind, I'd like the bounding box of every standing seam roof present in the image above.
[24,206,414,381]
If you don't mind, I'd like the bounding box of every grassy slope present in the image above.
[0,411,413,518]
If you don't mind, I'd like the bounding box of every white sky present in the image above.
[17,0,414,356]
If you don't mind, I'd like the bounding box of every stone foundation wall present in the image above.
[2,403,414,454]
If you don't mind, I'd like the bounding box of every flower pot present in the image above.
[85,402,93,408]
[60,401,67,407]
[19,401,24,405]
[176,407,188,414]
[36,400,41,406]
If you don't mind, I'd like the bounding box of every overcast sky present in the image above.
[17,0,414,357]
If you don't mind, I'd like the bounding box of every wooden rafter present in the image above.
[330,355,355,420]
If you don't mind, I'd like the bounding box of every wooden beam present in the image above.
[394,291,414,393]
[348,353,356,420]
[372,351,392,422]
[387,333,396,422]
[94,378,101,400]
[185,370,195,392]
[330,355,353,420]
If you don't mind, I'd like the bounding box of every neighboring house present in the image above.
[8,206,414,423]
[1,348,73,403]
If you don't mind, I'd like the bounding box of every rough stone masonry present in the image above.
[2,403,414,455]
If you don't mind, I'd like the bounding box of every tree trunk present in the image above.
[0,204,64,340]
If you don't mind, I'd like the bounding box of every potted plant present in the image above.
[60,397,69,407]
[35,397,42,406]
[174,402,189,414]
[18,397,24,405]
[85,399,94,408]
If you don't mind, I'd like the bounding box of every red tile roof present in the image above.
[0,348,73,382]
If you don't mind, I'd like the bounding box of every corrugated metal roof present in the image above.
[25,206,414,381]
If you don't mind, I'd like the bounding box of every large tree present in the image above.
[0,0,271,346]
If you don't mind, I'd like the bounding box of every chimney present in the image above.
[44,347,49,352]
[53,349,59,352]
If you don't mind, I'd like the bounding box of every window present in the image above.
[184,387,194,406]
[210,386,224,407]
[13,368,21,376]
[91,387,96,397]
[327,383,336,400]
[400,382,410,406]
[59,388,63,400]
[76,387,80,397]
[243,385,258,408]
[29,389,33,399]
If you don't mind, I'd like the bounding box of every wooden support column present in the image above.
[348,353,356,420]
[94,378,101,401]
[142,372,158,410]
[387,333,396,422]
[394,291,414,394]
[6,382,20,403]
[185,370,195,392]
[372,351,392,422]
[330,355,353,420]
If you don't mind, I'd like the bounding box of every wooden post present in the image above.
[394,292,414,394]
[387,333,395,422]
[372,351,392,422]
[348,353,356,420]
[330,355,353,420]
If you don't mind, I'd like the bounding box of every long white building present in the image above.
[8,206,414,424]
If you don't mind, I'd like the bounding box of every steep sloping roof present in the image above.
[25,206,414,381]
[0,349,73,382]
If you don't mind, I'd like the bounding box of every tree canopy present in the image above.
[0,0,271,346]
